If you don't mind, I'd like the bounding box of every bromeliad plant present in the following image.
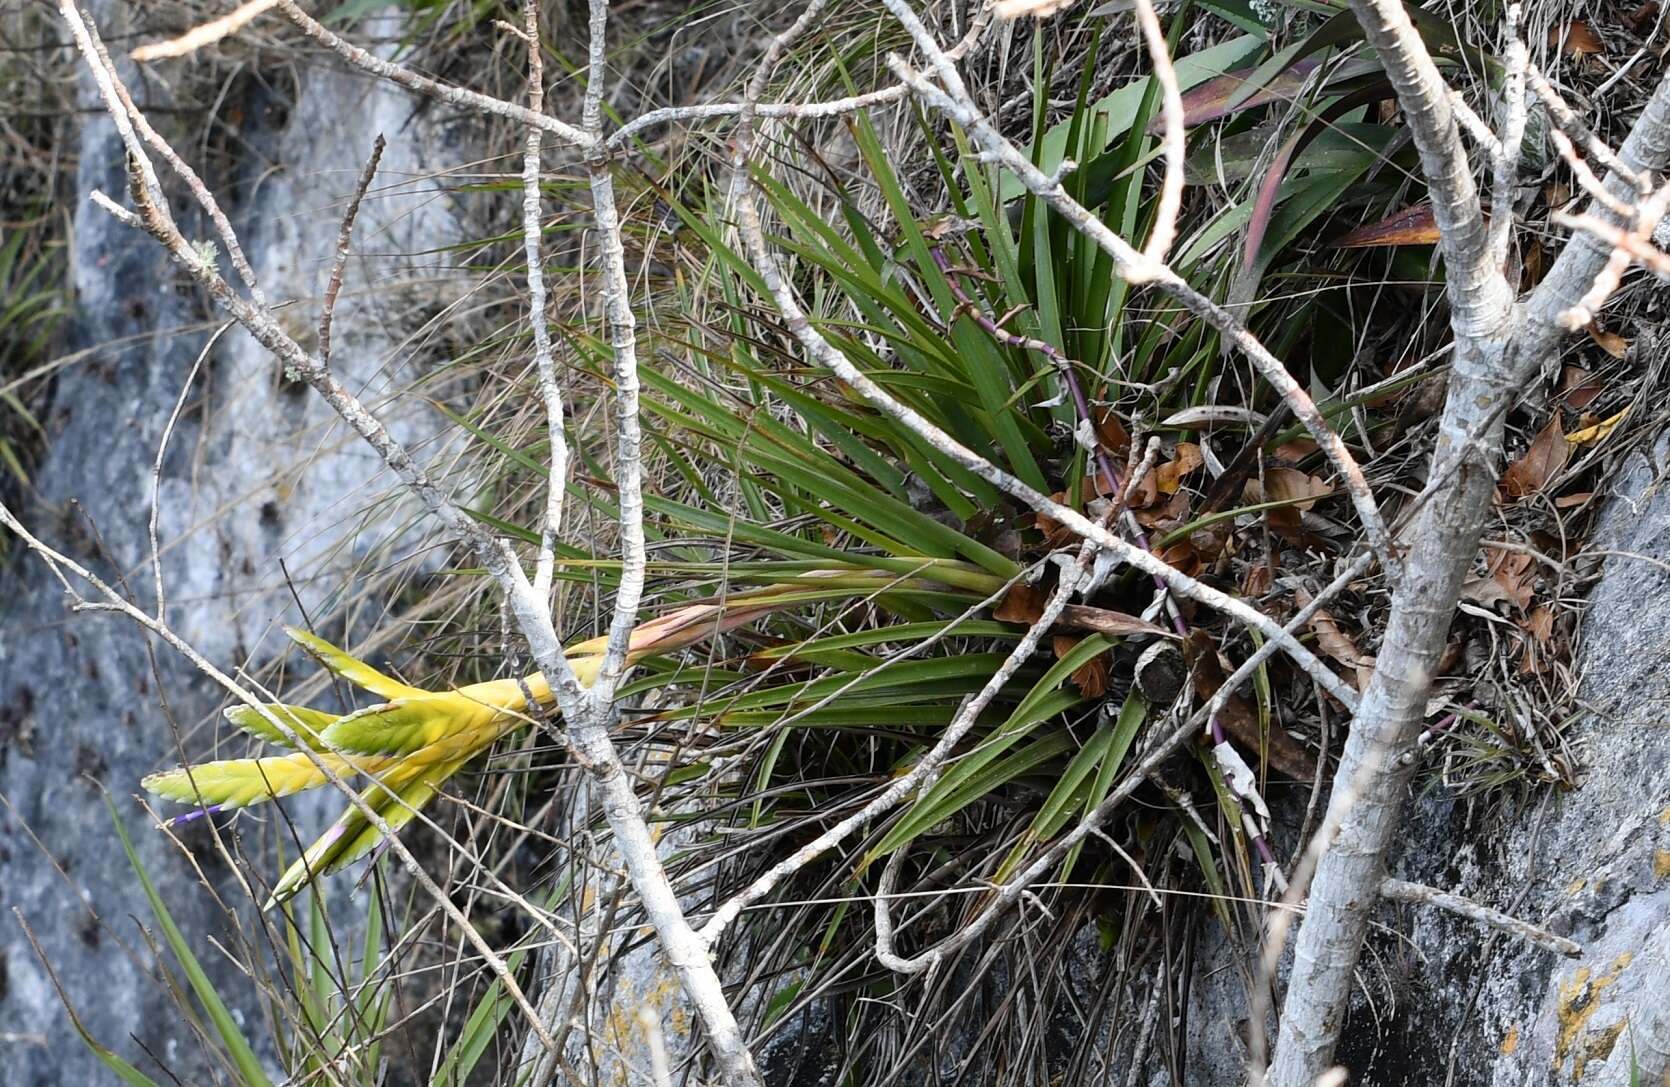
[142,0,1435,1001]
[145,563,1059,907]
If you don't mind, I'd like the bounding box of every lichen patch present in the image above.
[1553,953,1633,1080]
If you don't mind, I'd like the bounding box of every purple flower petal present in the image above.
[168,803,224,827]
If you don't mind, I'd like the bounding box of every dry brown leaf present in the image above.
[1054,634,1110,698]
[1244,472,1329,548]
[1521,605,1555,643]
[1125,469,1162,508]
[1587,325,1630,358]
[1035,485,1096,544]
[1190,525,1231,568]
[1241,562,1274,597]
[1094,407,1131,456]
[1501,415,1570,499]
[1550,20,1605,55]
[1518,605,1557,674]
[1561,366,1605,410]
[1487,547,1536,612]
[1333,203,1439,248]
[1295,588,1376,690]
[1181,631,1316,779]
[1520,239,1547,290]
[1059,603,1171,640]
[1156,537,1203,579]
[994,582,1046,625]
[1555,490,1596,509]
[1156,443,1204,494]
[1264,467,1333,511]
[1133,490,1190,528]
[1530,529,1568,563]
[1460,576,1517,612]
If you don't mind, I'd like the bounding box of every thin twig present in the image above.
[150,322,230,619]
[77,4,264,303]
[583,0,648,700]
[1131,0,1184,269]
[1549,126,1639,220]
[1379,877,1581,957]
[700,553,1085,942]
[130,0,281,60]
[1528,65,1649,194]
[1485,3,1527,270]
[318,135,384,367]
[516,2,567,604]
[1556,183,1670,327]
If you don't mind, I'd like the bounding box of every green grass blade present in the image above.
[110,797,274,1087]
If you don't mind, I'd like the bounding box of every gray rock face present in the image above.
[1473,431,1670,1087]
[0,7,474,1083]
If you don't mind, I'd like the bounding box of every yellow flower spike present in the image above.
[142,564,998,906]
[264,755,465,908]
[142,749,395,811]
[222,702,338,750]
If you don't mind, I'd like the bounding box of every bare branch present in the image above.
[581,4,648,702]
[1525,69,1670,331]
[1485,4,1528,270]
[1549,127,1640,220]
[66,0,592,715]
[1554,209,1670,279]
[130,0,281,61]
[1557,183,1670,328]
[638,1007,674,1087]
[1450,92,1503,160]
[74,3,264,303]
[515,4,568,604]
[1272,55,1670,1087]
[1528,65,1650,194]
[1379,877,1582,958]
[318,135,384,367]
[1344,0,1516,342]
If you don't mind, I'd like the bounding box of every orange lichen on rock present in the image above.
[1553,953,1633,1079]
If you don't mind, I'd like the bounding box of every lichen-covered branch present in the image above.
[1270,38,1670,1087]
